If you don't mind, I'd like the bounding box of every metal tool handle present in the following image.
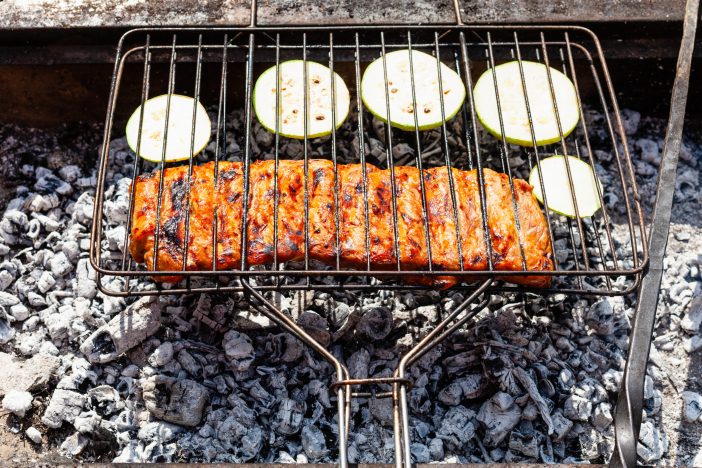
[610,1,699,466]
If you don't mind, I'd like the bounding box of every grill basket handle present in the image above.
[610,0,699,467]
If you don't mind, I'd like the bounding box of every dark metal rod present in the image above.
[511,33,558,267]
[379,32,403,272]
[240,280,350,468]
[211,34,229,276]
[273,33,281,279]
[406,31,435,272]
[121,37,150,279]
[238,32,256,271]
[434,34,465,271]
[457,31,494,269]
[151,35,178,272]
[563,34,619,275]
[485,32,528,271]
[354,33,373,273]
[539,34,591,272]
[611,0,698,466]
[181,34,204,283]
[394,279,493,467]
[303,33,311,279]
[329,32,342,271]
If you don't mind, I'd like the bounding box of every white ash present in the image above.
[0,110,699,465]
[2,390,33,417]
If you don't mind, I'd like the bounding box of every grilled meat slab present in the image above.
[129,160,554,288]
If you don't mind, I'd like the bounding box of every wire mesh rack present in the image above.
[90,24,647,298]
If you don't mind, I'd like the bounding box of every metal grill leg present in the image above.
[610,1,698,466]
[241,280,351,468]
[393,279,493,467]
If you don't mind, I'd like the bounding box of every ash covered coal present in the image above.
[0,107,700,465]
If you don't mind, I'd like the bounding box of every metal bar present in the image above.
[539,33,591,273]
[433,34,464,271]
[329,32,342,270]
[240,280,349,468]
[394,279,493,467]
[121,36,150,283]
[151,35,178,272]
[485,32,528,271]
[355,33,372,273]
[380,32,403,272]
[181,34,204,283]
[406,32,435,272]
[211,34,229,276]
[611,1,699,466]
[457,31,494,270]
[273,33,281,283]
[303,33,311,286]
[586,50,643,272]
[239,32,256,271]
[97,277,640,297]
[563,35,618,276]
[512,33,558,269]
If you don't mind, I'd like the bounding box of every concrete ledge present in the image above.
[0,0,685,29]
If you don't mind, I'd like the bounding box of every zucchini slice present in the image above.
[361,49,466,131]
[474,61,579,146]
[126,94,212,163]
[528,155,602,218]
[253,60,351,139]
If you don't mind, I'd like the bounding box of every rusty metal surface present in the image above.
[0,0,686,29]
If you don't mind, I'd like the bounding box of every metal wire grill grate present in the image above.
[90,25,647,297]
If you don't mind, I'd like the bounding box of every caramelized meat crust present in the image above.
[129,160,554,288]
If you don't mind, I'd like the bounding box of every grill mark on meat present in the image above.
[130,160,554,288]
[162,216,183,251]
[313,168,325,190]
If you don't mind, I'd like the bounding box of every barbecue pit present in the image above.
[0,0,698,466]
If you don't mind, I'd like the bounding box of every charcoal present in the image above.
[563,394,593,422]
[681,294,702,333]
[0,307,14,344]
[592,402,613,430]
[356,306,393,341]
[477,392,521,447]
[87,385,123,417]
[682,391,702,422]
[301,425,328,459]
[0,290,19,306]
[0,109,698,464]
[138,422,185,443]
[297,310,331,347]
[142,375,209,427]
[437,405,476,449]
[148,342,174,367]
[274,398,307,435]
[25,426,42,444]
[80,297,162,363]
[637,420,668,463]
[42,388,86,428]
[428,437,444,460]
[60,432,89,457]
[266,332,304,363]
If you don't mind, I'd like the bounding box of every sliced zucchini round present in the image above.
[253,60,351,139]
[528,155,602,218]
[126,94,212,163]
[361,49,466,131]
[474,61,579,146]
